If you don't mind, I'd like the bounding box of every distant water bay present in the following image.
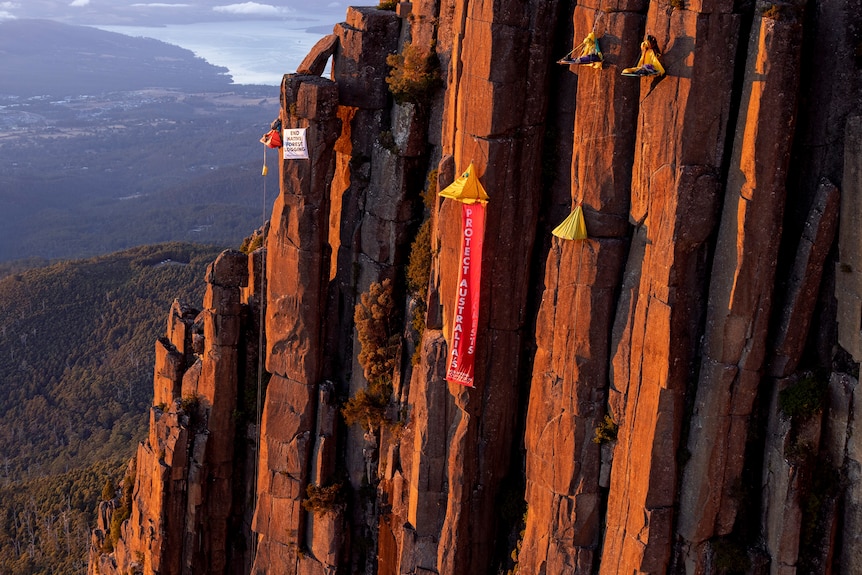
[94,15,342,86]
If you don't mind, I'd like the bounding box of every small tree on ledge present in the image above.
[342,279,400,432]
[386,41,441,106]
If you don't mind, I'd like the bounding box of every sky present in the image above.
[0,1,345,26]
[0,1,347,84]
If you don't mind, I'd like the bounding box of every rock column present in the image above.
[188,250,248,573]
[836,117,862,362]
[841,373,862,574]
[88,250,256,575]
[520,3,643,573]
[600,2,740,572]
[677,7,805,568]
[252,73,340,575]
[412,1,562,573]
[326,7,402,392]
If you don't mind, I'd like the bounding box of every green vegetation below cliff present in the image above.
[0,459,123,575]
[0,242,223,574]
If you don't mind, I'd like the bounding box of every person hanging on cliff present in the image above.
[259,117,282,148]
[557,32,603,68]
[621,35,665,77]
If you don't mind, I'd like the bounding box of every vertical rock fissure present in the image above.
[497,1,580,570]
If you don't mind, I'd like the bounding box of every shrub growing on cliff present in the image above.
[239,232,264,254]
[407,219,432,298]
[342,384,391,431]
[423,168,438,209]
[406,219,432,365]
[378,130,399,154]
[302,482,344,515]
[179,393,199,412]
[342,280,400,431]
[778,373,826,421]
[106,459,136,551]
[406,169,440,365]
[386,42,441,106]
[593,414,618,444]
[355,279,400,382]
[101,478,116,501]
[377,0,397,9]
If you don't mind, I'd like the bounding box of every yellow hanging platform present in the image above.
[552,205,588,240]
[439,162,490,205]
[558,32,603,68]
[621,35,665,77]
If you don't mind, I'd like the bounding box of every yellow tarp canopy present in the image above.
[439,162,490,204]
[552,205,587,240]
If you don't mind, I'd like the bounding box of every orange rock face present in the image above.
[253,74,341,575]
[89,249,261,575]
[519,5,641,572]
[600,5,741,572]
[91,1,862,574]
[678,11,806,565]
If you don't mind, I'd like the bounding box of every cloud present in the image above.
[326,2,340,6]
[0,2,18,8]
[131,3,192,6]
[69,0,90,6]
[0,11,15,20]
[213,2,284,15]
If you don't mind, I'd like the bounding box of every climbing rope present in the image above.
[256,144,268,454]
[558,10,604,64]
[251,140,269,564]
[591,9,603,33]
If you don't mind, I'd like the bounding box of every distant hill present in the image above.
[0,2,344,28]
[0,243,224,574]
[0,19,232,97]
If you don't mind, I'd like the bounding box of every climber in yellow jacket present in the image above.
[622,35,665,77]
[558,32,603,69]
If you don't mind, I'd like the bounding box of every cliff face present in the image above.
[90,0,862,574]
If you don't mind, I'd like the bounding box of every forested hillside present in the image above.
[0,243,224,574]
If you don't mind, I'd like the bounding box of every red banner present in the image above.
[446,203,485,387]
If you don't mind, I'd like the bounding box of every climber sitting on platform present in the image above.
[558,32,603,68]
[621,35,665,77]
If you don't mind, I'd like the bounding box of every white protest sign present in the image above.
[283,128,309,160]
